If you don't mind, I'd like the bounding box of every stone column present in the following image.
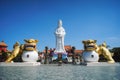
[44,46,49,64]
[72,46,76,64]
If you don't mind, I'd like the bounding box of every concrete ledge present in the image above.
[0,62,120,66]
[0,62,41,66]
[81,62,120,66]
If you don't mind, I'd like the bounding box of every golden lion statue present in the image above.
[5,39,39,62]
[21,39,39,62]
[20,39,38,51]
[95,42,115,63]
[5,42,20,62]
[82,39,115,63]
[82,40,97,51]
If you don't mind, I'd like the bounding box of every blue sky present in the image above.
[0,0,120,51]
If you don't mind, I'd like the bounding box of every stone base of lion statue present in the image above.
[22,51,38,62]
[82,51,99,62]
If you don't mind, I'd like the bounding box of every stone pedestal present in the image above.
[82,51,99,62]
[0,62,40,66]
[22,51,38,62]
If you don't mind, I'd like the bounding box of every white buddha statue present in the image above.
[54,20,66,53]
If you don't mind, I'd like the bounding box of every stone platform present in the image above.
[81,62,120,66]
[0,62,41,66]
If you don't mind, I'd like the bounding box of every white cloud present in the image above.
[105,37,120,48]
[107,37,120,43]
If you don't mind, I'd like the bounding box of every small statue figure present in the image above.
[58,53,62,66]
[71,46,76,64]
[44,46,49,64]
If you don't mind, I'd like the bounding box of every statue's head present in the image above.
[13,42,20,48]
[101,41,107,48]
[23,39,38,51]
[82,39,97,51]
[55,20,66,37]
[58,20,62,28]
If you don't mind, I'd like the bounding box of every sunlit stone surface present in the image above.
[0,64,120,80]
[0,62,40,66]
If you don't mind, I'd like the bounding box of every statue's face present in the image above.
[82,40,97,51]
[24,39,38,51]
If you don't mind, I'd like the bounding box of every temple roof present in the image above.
[0,41,8,47]
[75,50,83,54]
[64,45,72,51]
